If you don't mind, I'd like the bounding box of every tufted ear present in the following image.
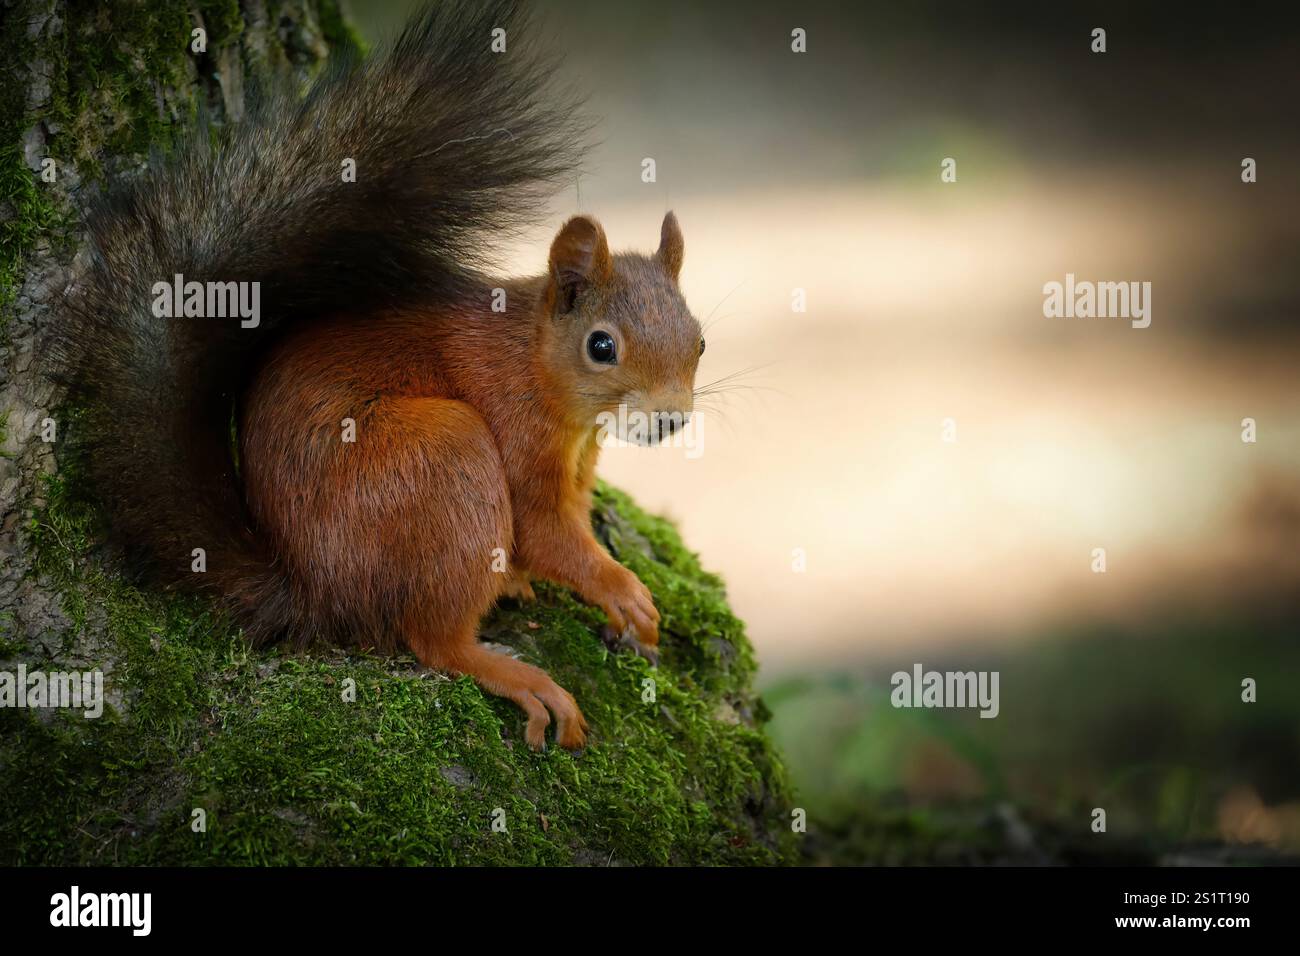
[548,215,612,313]
[656,211,684,281]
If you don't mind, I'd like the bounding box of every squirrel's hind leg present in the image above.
[390,397,586,751]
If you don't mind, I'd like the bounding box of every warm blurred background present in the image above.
[356,1,1300,861]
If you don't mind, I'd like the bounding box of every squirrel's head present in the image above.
[539,213,702,444]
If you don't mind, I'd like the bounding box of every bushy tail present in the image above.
[53,0,583,642]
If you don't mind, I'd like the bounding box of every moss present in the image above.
[0,147,62,335]
[197,0,246,50]
[0,16,57,333]
[1,0,198,338]
[317,0,368,61]
[49,1,197,177]
[3,457,797,864]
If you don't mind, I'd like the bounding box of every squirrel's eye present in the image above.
[699,337,706,357]
[587,330,617,364]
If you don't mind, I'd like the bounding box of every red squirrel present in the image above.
[55,0,704,750]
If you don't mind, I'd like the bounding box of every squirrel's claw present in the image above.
[499,571,536,603]
[602,625,660,666]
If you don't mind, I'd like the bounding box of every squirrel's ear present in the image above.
[548,215,612,312]
[656,211,685,281]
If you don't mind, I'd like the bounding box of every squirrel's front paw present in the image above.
[590,565,660,662]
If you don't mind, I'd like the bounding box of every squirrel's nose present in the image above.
[653,410,691,441]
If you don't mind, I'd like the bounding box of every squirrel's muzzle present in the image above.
[651,409,692,442]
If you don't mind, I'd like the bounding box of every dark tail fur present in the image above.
[53,0,583,643]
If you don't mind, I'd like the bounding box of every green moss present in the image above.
[197,0,246,50]
[0,146,62,333]
[1,0,198,336]
[0,15,57,331]
[317,0,368,61]
[54,1,197,175]
[3,459,797,864]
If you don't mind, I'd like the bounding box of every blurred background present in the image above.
[355,1,1300,862]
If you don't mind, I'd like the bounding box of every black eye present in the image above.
[699,337,706,357]
[587,330,617,364]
